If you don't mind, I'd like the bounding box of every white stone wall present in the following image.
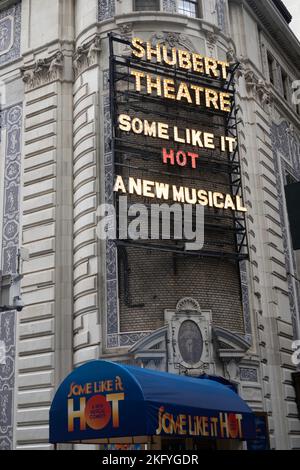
[229,0,300,450]
[13,0,74,450]
[72,66,101,366]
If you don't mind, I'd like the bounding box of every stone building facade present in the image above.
[0,0,299,450]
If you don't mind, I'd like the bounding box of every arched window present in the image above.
[134,0,160,11]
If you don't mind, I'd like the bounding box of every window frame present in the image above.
[267,52,275,86]
[177,0,200,19]
[281,69,289,102]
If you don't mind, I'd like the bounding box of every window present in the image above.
[267,53,275,85]
[178,0,199,18]
[286,171,297,186]
[134,0,160,11]
[281,69,289,101]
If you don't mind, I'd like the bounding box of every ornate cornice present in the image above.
[271,0,292,24]
[213,326,251,362]
[232,0,300,72]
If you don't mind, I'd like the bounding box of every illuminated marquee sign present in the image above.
[112,37,247,214]
[114,175,246,212]
[108,33,249,260]
[130,38,232,112]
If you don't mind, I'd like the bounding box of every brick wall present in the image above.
[119,247,244,333]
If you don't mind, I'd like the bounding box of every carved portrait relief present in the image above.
[178,320,203,365]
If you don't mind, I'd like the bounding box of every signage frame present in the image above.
[108,33,249,262]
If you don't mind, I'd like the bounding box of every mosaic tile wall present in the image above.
[163,0,176,13]
[0,1,22,450]
[271,120,300,336]
[0,2,21,66]
[0,103,22,450]
[216,0,227,31]
[98,0,115,22]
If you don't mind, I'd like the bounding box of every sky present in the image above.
[283,0,300,39]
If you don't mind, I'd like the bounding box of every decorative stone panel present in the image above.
[216,0,226,31]
[240,260,252,336]
[240,367,258,383]
[0,310,16,450]
[0,2,21,66]
[98,0,115,22]
[1,103,22,276]
[271,120,300,335]
[163,0,176,13]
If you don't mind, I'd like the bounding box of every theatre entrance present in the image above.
[152,437,242,451]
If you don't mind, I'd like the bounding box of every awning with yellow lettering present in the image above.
[49,360,256,444]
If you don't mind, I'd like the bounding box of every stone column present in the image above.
[16,0,74,450]
[72,35,102,367]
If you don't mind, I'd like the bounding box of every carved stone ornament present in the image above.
[224,359,239,382]
[119,22,133,38]
[176,297,201,313]
[226,48,236,64]
[286,122,294,137]
[256,80,271,107]
[213,326,251,363]
[73,35,102,77]
[233,54,247,81]
[119,23,133,56]
[226,49,245,83]
[244,68,259,93]
[150,32,195,52]
[20,51,64,89]
[205,31,217,57]
[244,67,271,109]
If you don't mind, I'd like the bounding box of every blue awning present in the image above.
[49,360,256,443]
